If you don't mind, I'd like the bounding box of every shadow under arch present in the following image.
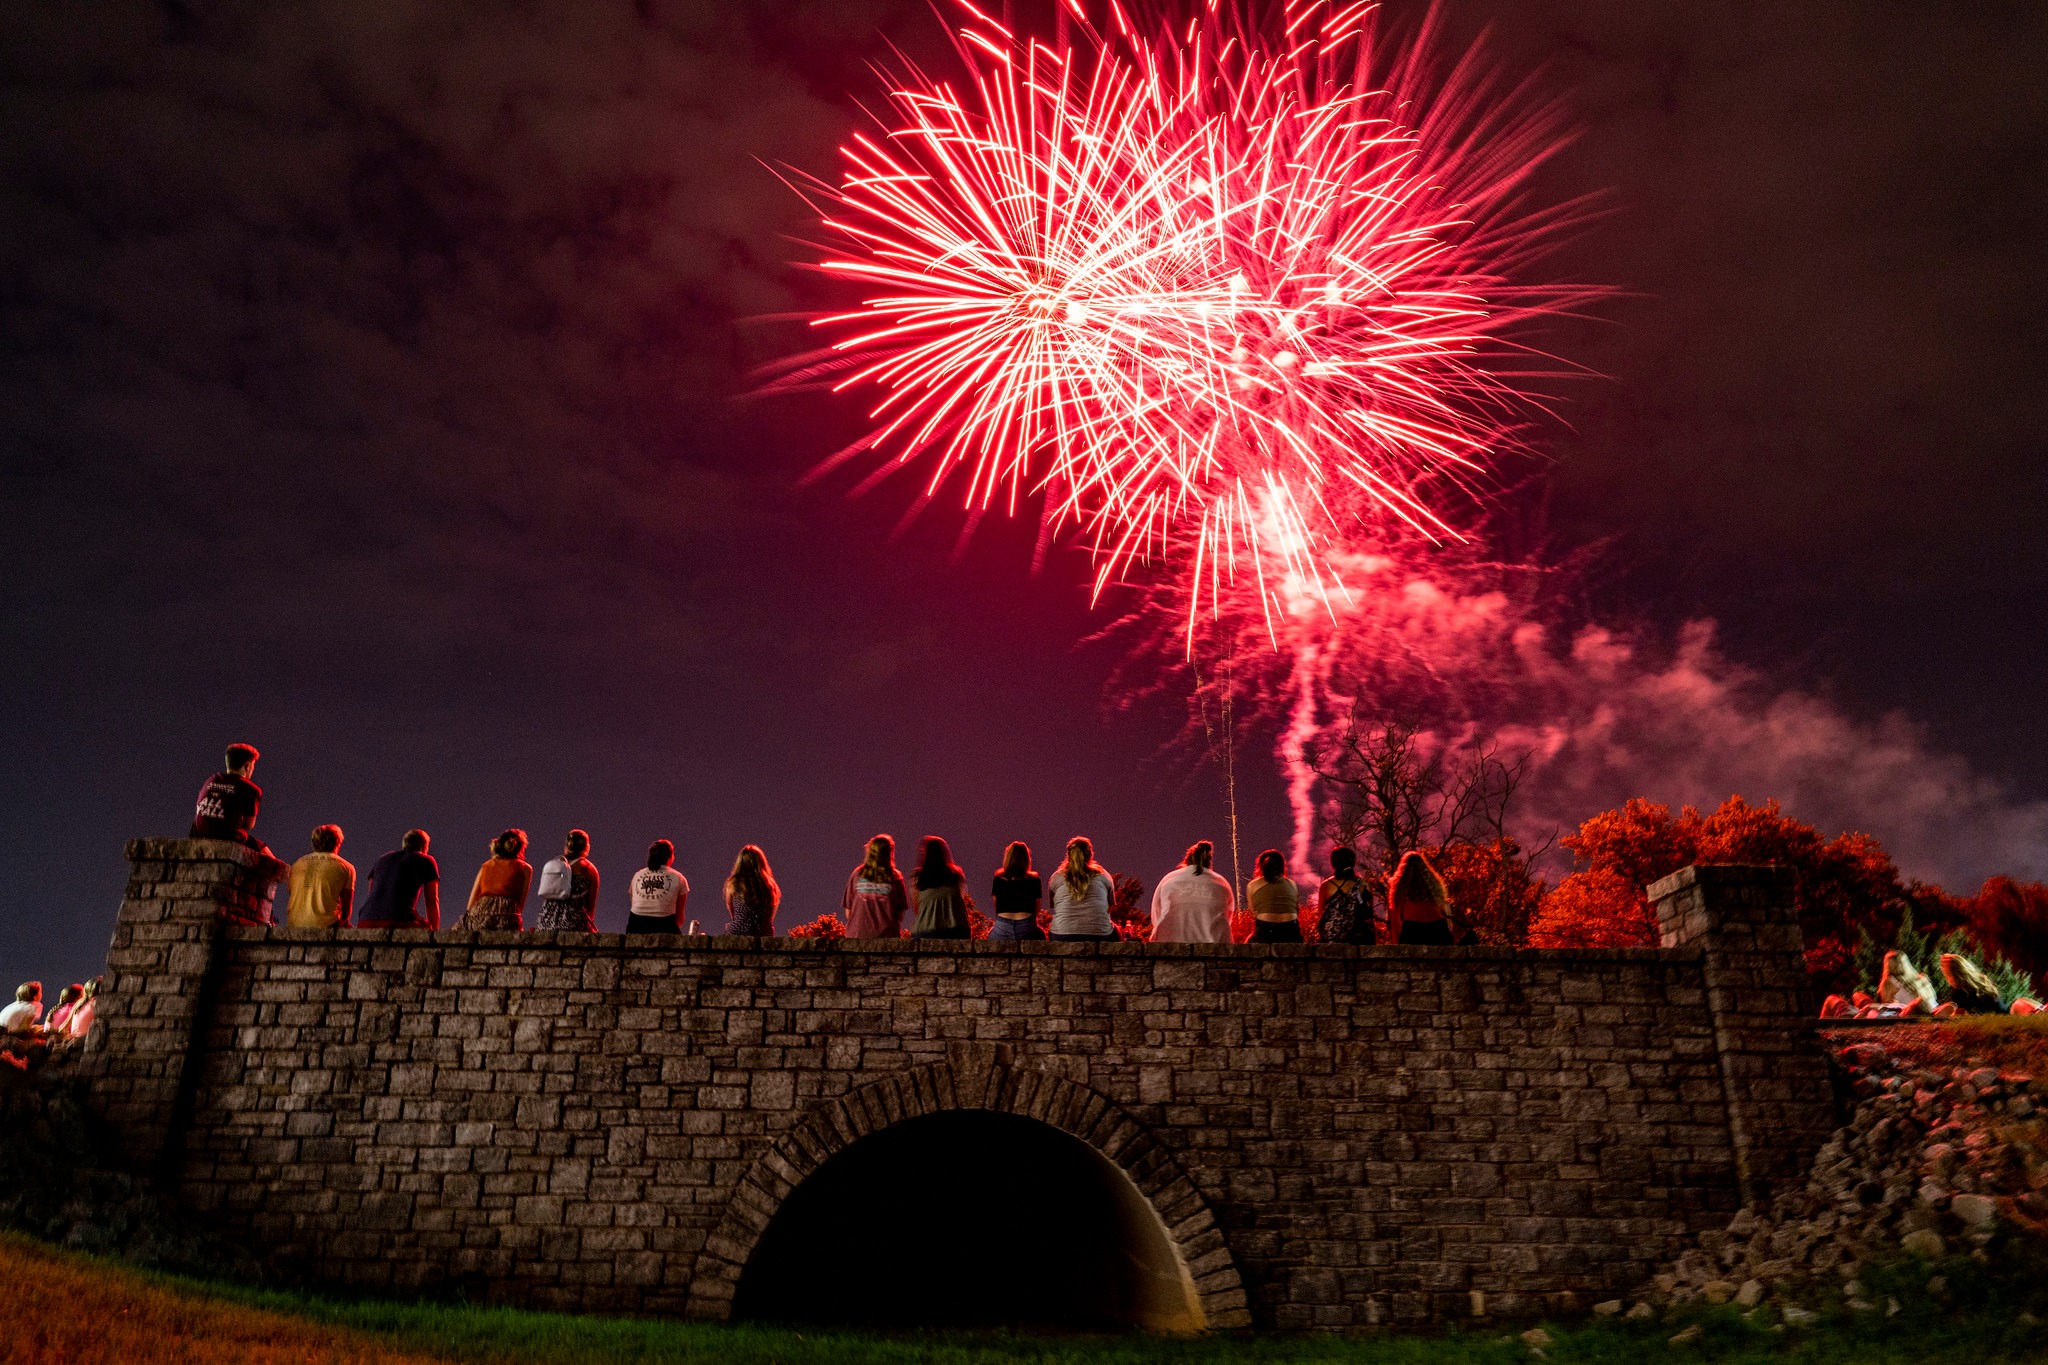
[688,1058,1250,1330]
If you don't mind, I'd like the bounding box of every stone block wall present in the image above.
[78,841,1838,1330]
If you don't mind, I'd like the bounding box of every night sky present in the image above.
[3,1,2044,993]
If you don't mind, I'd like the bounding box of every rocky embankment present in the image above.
[1650,1028,2046,1316]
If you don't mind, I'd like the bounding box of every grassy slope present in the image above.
[4,1232,2042,1365]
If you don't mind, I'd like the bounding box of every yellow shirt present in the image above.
[286,852,356,928]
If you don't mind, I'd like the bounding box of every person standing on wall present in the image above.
[190,742,267,853]
[1388,850,1457,945]
[355,829,441,929]
[459,829,532,931]
[909,835,970,940]
[285,824,356,928]
[535,830,601,932]
[1314,846,1372,946]
[1048,836,1117,942]
[1149,840,1233,943]
[987,841,1045,942]
[627,839,689,935]
[1246,848,1304,944]
[841,834,910,938]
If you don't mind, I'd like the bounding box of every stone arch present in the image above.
[687,1054,1250,1329]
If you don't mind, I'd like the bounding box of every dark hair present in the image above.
[401,829,430,853]
[311,824,343,853]
[1183,840,1214,873]
[647,839,674,871]
[1330,846,1356,876]
[225,742,260,770]
[55,983,84,1006]
[493,828,528,859]
[999,841,1033,877]
[916,835,963,891]
[1255,848,1285,881]
[565,829,589,857]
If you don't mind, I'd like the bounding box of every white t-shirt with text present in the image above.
[629,866,689,923]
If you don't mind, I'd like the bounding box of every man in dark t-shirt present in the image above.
[191,742,267,853]
[356,829,442,929]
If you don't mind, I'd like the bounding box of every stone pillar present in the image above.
[81,837,287,1174]
[1649,864,1835,1206]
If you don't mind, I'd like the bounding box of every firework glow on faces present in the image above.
[786,0,1592,647]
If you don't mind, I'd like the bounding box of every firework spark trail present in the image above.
[783,0,1590,642]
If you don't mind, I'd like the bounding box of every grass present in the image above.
[4,1231,2044,1364]
[1831,1013,2048,1075]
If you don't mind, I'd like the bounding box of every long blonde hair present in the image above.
[1388,850,1448,915]
[1061,836,1103,896]
[726,844,780,909]
[859,834,897,883]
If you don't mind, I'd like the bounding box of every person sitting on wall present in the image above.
[355,829,441,929]
[1150,840,1233,944]
[1388,850,1460,946]
[535,830,601,932]
[190,742,268,852]
[285,824,356,928]
[459,829,533,931]
[1315,846,1373,946]
[1245,848,1304,945]
[0,982,42,1034]
[626,839,688,935]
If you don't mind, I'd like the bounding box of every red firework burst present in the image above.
[783,0,1589,646]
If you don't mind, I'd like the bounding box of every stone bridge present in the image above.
[75,839,1835,1330]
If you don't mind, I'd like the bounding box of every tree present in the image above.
[1532,794,1954,989]
[1434,837,1546,947]
[1304,714,1550,936]
[1527,868,1656,948]
[1960,877,2048,982]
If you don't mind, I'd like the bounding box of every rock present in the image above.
[1701,1280,1737,1305]
[1626,1304,1655,1320]
[1667,1325,1702,1344]
[1735,1280,1763,1309]
[1593,1299,1622,1317]
[1950,1192,1997,1232]
[1886,1297,1902,1317]
[1901,1229,1945,1259]
[1520,1328,1553,1350]
[1967,1066,1999,1091]
[1916,1180,1950,1209]
[1846,1297,1875,1313]
[1781,1305,1818,1328]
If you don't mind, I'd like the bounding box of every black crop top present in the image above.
[991,871,1043,918]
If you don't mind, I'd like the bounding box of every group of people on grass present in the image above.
[0,978,101,1069]
[191,743,1465,943]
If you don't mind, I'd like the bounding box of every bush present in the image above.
[787,914,845,941]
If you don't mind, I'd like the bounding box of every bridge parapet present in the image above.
[73,839,1833,1328]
